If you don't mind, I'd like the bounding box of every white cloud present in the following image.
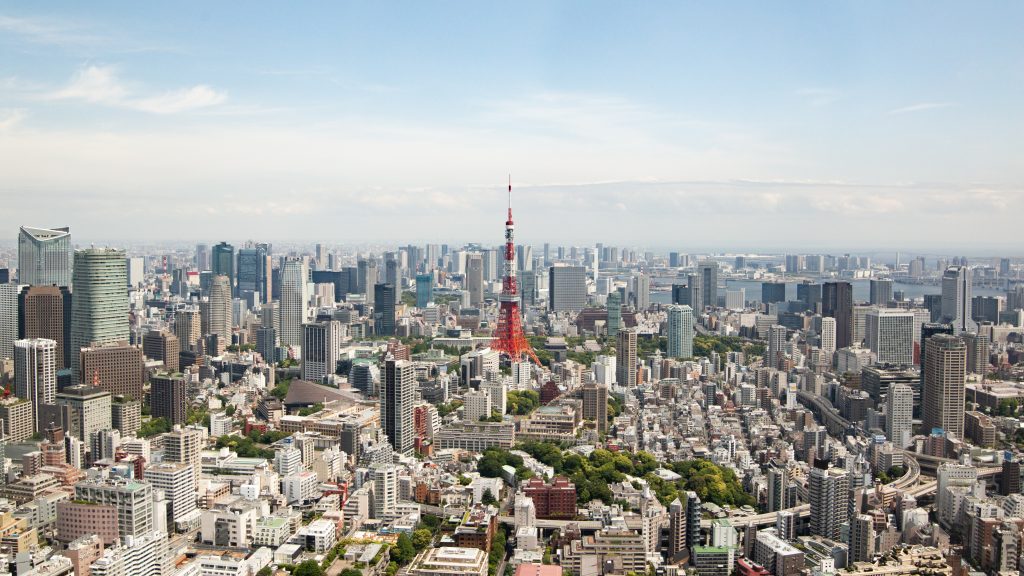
[46,65,226,114]
[0,109,27,130]
[0,14,99,46]
[888,102,955,115]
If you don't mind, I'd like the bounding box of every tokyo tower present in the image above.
[490,178,541,365]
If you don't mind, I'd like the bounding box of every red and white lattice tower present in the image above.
[490,178,540,365]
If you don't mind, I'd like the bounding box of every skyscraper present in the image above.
[301,321,342,382]
[79,342,145,399]
[236,243,271,303]
[19,284,71,369]
[766,325,787,369]
[55,384,112,445]
[70,248,129,380]
[761,282,787,305]
[382,358,415,455]
[195,243,210,271]
[633,274,650,311]
[279,257,309,348]
[886,383,913,448]
[808,463,849,540]
[211,242,235,288]
[0,283,20,361]
[174,306,202,352]
[698,260,719,310]
[151,372,187,425]
[848,514,875,563]
[142,330,180,373]
[207,275,233,346]
[14,338,56,433]
[606,291,622,339]
[869,279,893,307]
[922,334,966,438]
[548,265,587,313]
[385,253,401,304]
[819,316,837,356]
[941,266,976,335]
[865,309,914,366]
[465,254,484,307]
[822,281,854,349]
[581,382,609,435]
[415,274,433,308]
[18,226,71,287]
[374,283,396,336]
[616,328,638,388]
[667,305,694,359]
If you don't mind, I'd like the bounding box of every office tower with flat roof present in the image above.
[869,279,893,306]
[256,326,277,365]
[797,282,822,312]
[766,325,787,369]
[808,464,849,540]
[111,397,141,436]
[465,254,484,307]
[0,283,20,360]
[0,397,33,441]
[616,328,638,388]
[163,426,203,490]
[886,383,913,448]
[18,226,71,287]
[606,292,623,339]
[207,274,232,347]
[14,338,56,432]
[19,284,71,369]
[280,257,309,348]
[374,283,396,336]
[667,305,694,359]
[942,265,976,335]
[301,320,342,382]
[385,253,400,304]
[211,242,234,288]
[142,330,179,373]
[761,282,786,305]
[962,331,990,375]
[582,382,609,435]
[74,478,154,540]
[922,334,966,438]
[865,309,914,366]
[822,281,854,349]
[848,514,875,563]
[633,273,650,311]
[174,306,201,353]
[79,342,145,399]
[236,243,271,304]
[820,316,836,356]
[70,248,129,380]
[415,274,433,308]
[382,358,415,455]
[55,384,112,444]
[548,265,587,313]
[151,372,187,425]
[698,260,719,310]
[357,258,378,303]
[195,244,210,271]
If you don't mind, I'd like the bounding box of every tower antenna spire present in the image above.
[508,174,513,220]
[491,175,540,366]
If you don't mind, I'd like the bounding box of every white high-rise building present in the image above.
[372,463,399,519]
[766,325,787,369]
[820,317,836,355]
[207,275,233,344]
[480,380,507,417]
[666,305,694,359]
[14,338,56,433]
[280,257,310,348]
[145,462,197,526]
[18,226,71,287]
[89,531,169,576]
[126,257,145,288]
[301,320,343,382]
[0,283,21,361]
[275,446,303,476]
[886,383,913,448]
[942,266,976,335]
[464,389,492,422]
[865,309,914,366]
[633,274,650,311]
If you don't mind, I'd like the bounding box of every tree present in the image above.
[482,488,497,505]
[293,560,325,576]
[412,528,433,551]
[257,568,273,576]
[225,405,236,416]
[340,570,363,576]
[392,532,416,565]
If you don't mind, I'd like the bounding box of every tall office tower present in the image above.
[766,325,787,369]
[785,254,804,274]
[761,282,786,305]
[517,245,534,272]
[517,270,539,306]
[236,244,271,303]
[151,372,187,425]
[616,328,638,388]
[357,258,379,299]
[70,248,129,380]
[55,384,112,444]
[865,309,914,366]
[808,463,849,540]
[465,254,484,307]
[606,292,623,339]
[766,464,791,513]
[142,330,179,373]
[886,383,913,448]
[256,326,277,364]
[667,305,695,359]
[374,284,396,336]
[922,334,967,438]
[125,257,144,288]
[633,274,650,311]
[961,332,990,375]
[548,265,587,312]
[869,279,894,307]
[79,342,144,399]
[822,281,854,349]
[14,338,56,432]
[385,253,400,303]
[581,382,609,435]
[313,243,327,269]
[667,498,687,562]
[941,265,976,335]
[381,358,415,455]
[820,317,837,356]
[19,285,71,369]
[848,514,875,563]
[174,306,201,352]
[195,243,210,271]
[797,282,823,312]
[698,260,719,310]
[207,275,233,345]
[490,182,540,365]
[972,296,1002,324]
[301,320,342,382]
[279,257,309,348]
[211,242,234,288]
[164,426,203,492]
[0,283,20,360]
[18,226,71,287]
[415,274,433,309]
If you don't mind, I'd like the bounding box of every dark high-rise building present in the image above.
[761,282,787,305]
[311,270,346,303]
[195,243,210,271]
[211,242,235,288]
[869,279,893,306]
[822,282,854,349]
[941,265,975,335]
[0,269,9,283]
[548,265,587,313]
[972,296,1002,324]
[797,282,822,312]
[19,285,72,369]
[382,359,414,455]
[923,294,944,322]
[256,326,277,364]
[698,260,719,310]
[374,283,396,336]
[236,243,271,303]
[151,372,187,425]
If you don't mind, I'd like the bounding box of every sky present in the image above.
[0,2,1022,251]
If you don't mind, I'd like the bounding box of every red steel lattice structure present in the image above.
[490,179,541,365]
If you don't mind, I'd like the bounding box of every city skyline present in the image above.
[1,3,1022,247]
